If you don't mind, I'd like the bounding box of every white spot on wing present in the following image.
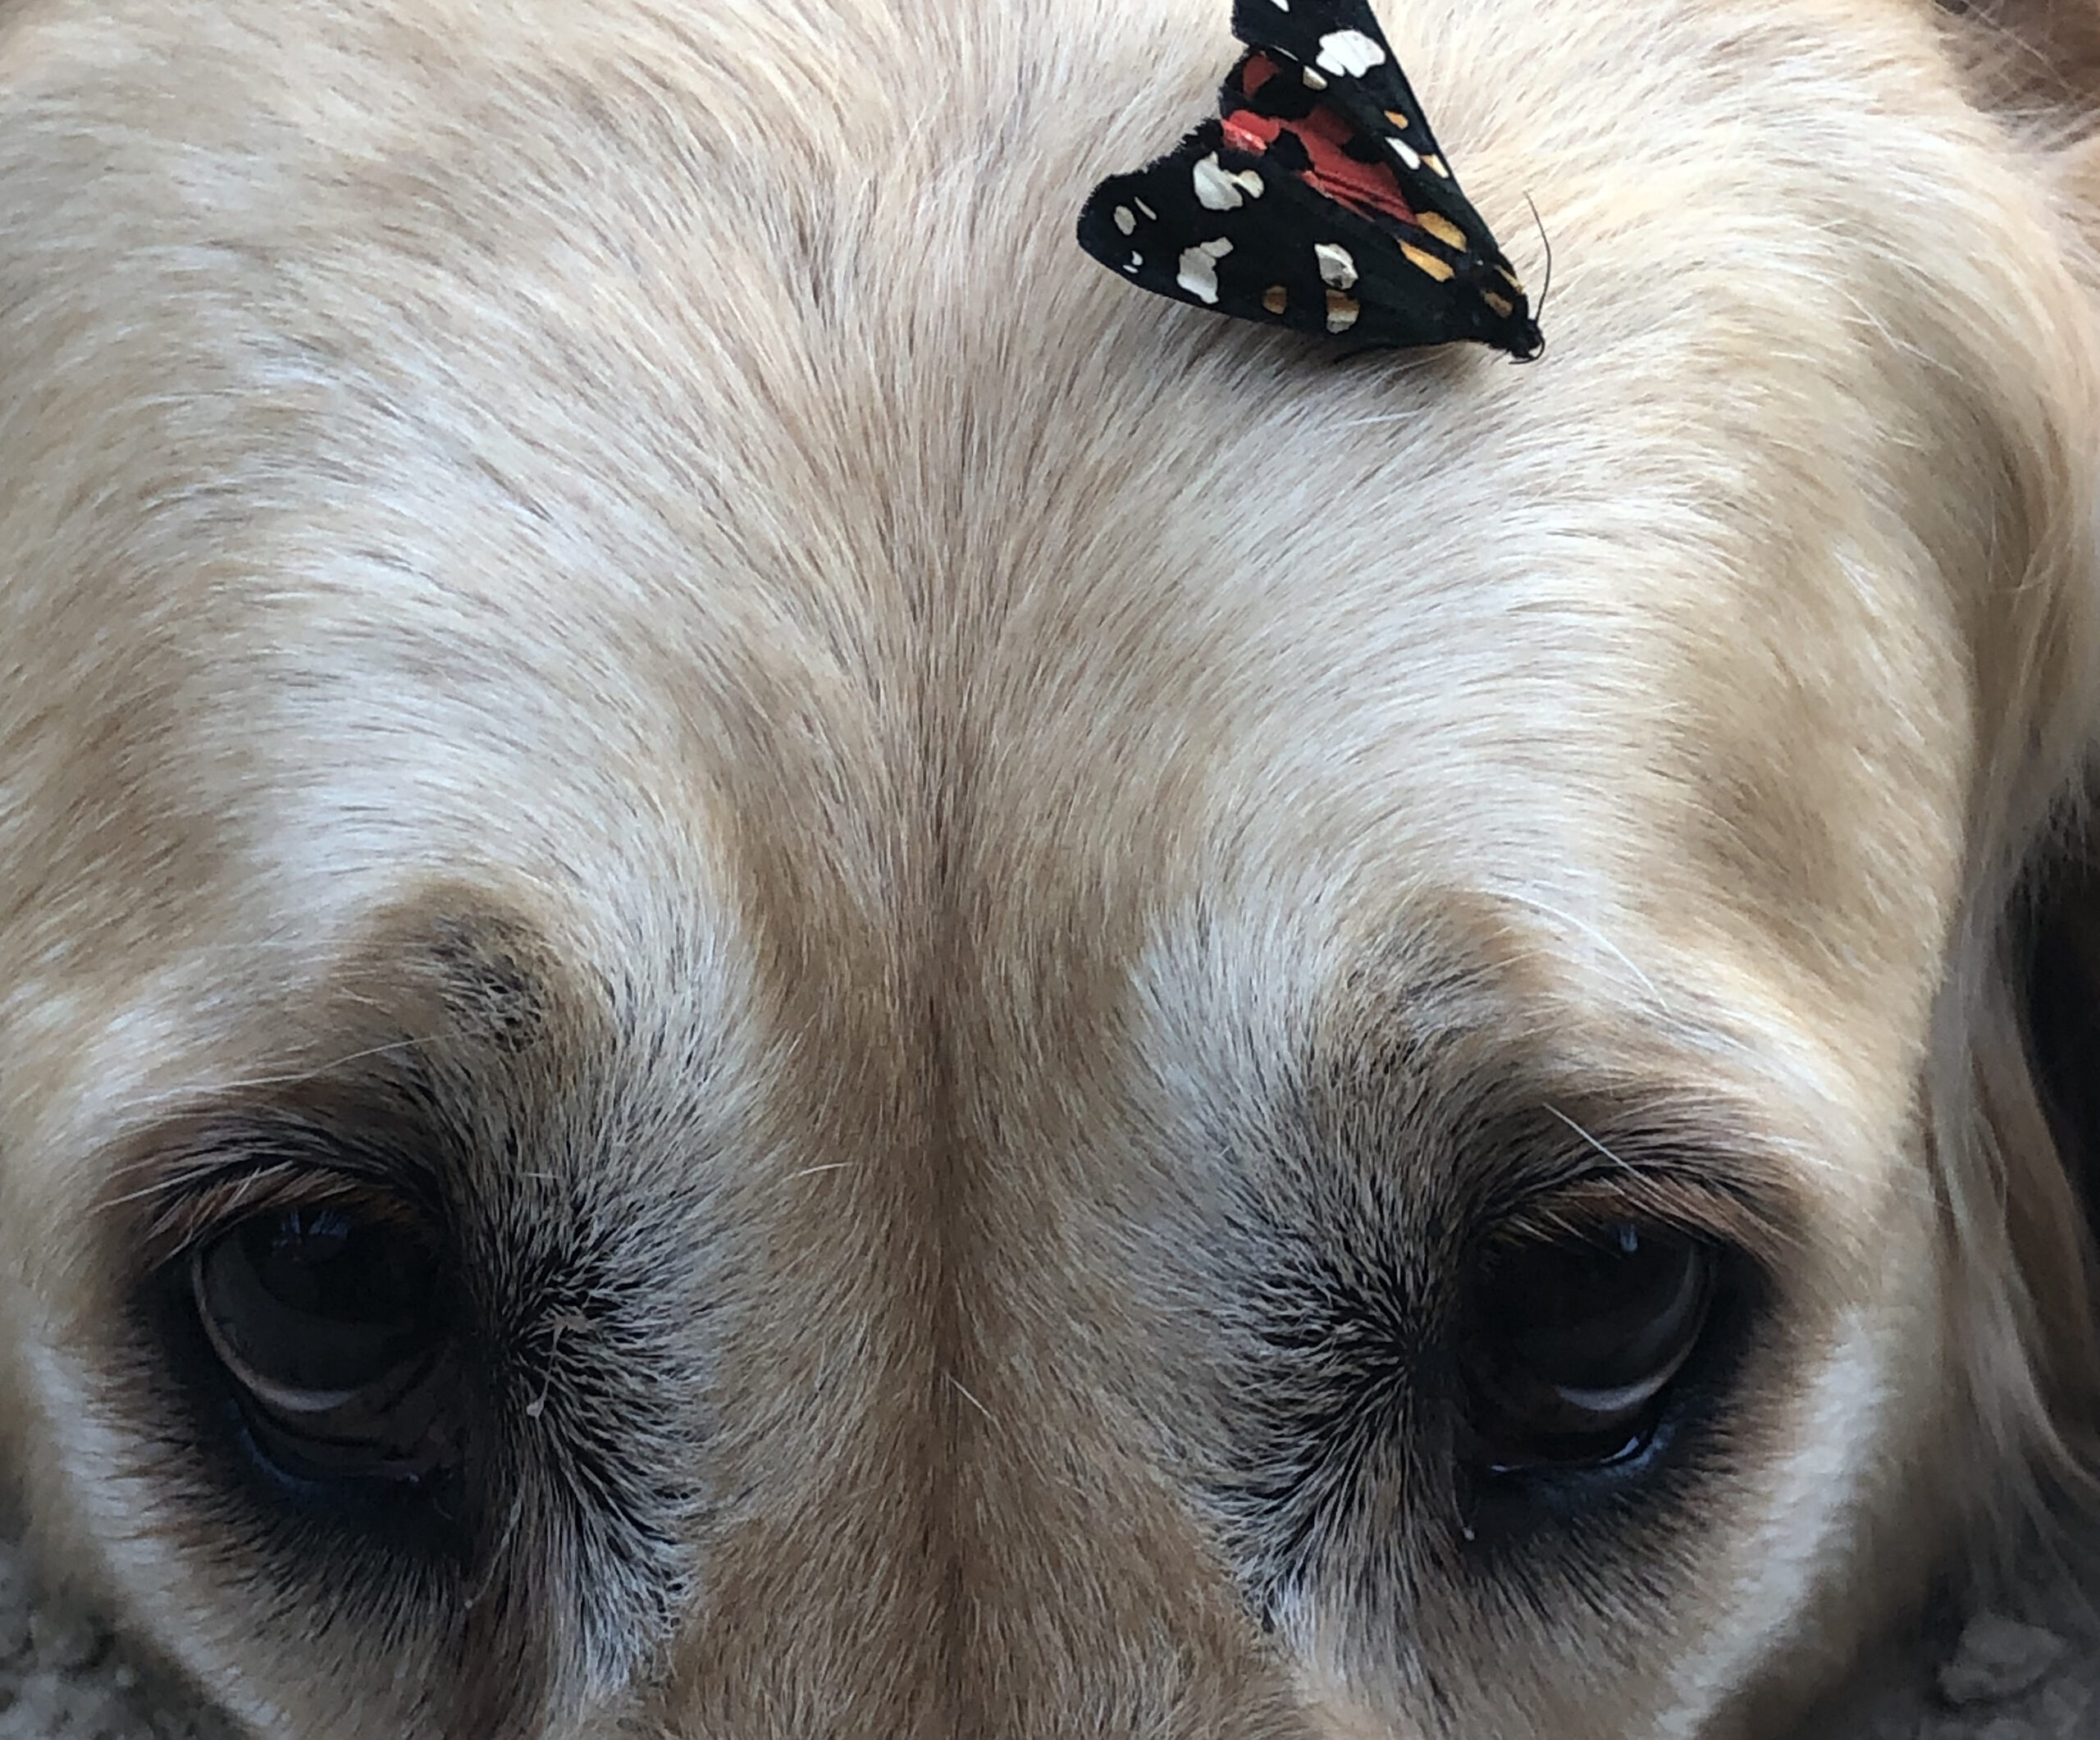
[1125,252,1143,272]
[1114,205,1136,235]
[1301,66,1327,89]
[1193,153,1264,209]
[1193,154,1239,210]
[1314,241,1358,288]
[1316,29,1387,77]
[1134,199,1157,220]
[1176,237,1234,304]
[1387,135,1422,171]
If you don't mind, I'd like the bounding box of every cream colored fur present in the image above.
[2,0,2098,1734]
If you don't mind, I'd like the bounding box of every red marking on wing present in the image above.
[1221,108,1283,156]
[1221,102,1419,226]
[1237,52,1281,98]
[1290,106,1419,224]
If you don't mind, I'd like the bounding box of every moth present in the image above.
[1075,0,1542,359]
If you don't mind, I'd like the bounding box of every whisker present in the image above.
[122,1033,455,1109]
[1544,1103,1637,1171]
[947,1374,997,1426]
[1495,891,1664,1006]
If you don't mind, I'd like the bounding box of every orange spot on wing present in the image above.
[1417,211,1466,249]
[1401,243,1454,281]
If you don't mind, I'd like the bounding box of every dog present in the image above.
[2,0,2098,1733]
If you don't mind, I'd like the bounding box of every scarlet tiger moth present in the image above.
[1075,0,1541,359]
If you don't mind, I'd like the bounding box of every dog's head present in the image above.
[2,0,2099,1734]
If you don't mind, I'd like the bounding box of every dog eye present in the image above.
[189,1206,459,1484]
[1460,1223,1714,1472]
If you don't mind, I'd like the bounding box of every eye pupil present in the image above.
[191,1204,455,1485]
[1462,1222,1716,1471]
[247,1208,427,1328]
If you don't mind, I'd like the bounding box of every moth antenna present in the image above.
[1498,192,1551,363]
[1526,193,1553,322]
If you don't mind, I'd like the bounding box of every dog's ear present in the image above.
[2027,856,2100,1250]
[1938,0,2100,119]
[1941,0,2100,229]
[1922,0,2100,1544]
[2011,779,2100,1434]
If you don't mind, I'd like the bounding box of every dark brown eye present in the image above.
[1461,1222,1714,1471]
[190,1206,459,1484]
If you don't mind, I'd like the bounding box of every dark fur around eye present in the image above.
[1203,1162,1768,1610]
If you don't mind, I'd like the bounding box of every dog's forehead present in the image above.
[0,0,2002,1169]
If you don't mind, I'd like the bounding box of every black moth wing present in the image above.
[1221,21,1500,266]
[1076,121,1515,350]
[1075,0,1543,357]
[1217,53,1537,355]
[1076,123,1270,328]
[1229,0,1454,166]
[1225,3,1537,336]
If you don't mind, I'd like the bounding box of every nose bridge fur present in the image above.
[632,461,1308,1733]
